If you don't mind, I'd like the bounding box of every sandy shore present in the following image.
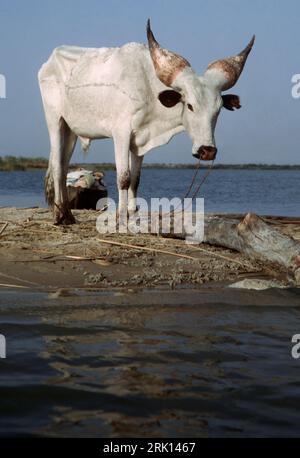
[0,207,299,295]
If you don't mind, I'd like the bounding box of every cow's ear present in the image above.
[158,90,182,108]
[222,94,241,111]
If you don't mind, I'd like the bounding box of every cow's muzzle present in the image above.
[193,146,217,161]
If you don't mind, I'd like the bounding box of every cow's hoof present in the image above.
[54,208,76,225]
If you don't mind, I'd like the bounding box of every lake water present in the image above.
[0,168,299,216]
[0,289,300,438]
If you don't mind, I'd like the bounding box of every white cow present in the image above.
[38,20,254,224]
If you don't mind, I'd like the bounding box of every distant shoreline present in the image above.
[1,156,300,171]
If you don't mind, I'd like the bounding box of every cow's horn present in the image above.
[204,35,255,91]
[147,19,191,87]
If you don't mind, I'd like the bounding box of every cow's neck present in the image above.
[131,104,185,157]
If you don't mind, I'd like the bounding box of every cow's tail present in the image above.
[44,166,54,207]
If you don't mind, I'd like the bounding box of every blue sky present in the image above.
[0,0,299,164]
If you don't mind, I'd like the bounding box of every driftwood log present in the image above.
[154,212,300,285]
[193,213,300,285]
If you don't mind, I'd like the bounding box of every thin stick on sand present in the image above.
[96,237,253,267]
[0,283,29,289]
[96,238,202,261]
[0,222,8,237]
[190,245,251,268]
[0,271,39,286]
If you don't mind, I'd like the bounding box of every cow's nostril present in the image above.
[198,146,217,161]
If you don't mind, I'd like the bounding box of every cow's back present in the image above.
[39,43,158,99]
[38,45,116,85]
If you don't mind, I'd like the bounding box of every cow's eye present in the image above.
[187,103,194,112]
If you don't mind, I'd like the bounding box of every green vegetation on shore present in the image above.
[1,156,300,171]
[0,156,48,171]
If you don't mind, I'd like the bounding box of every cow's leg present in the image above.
[113,133,131,226]
[128,152,143,215]
[51,118,77,225]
